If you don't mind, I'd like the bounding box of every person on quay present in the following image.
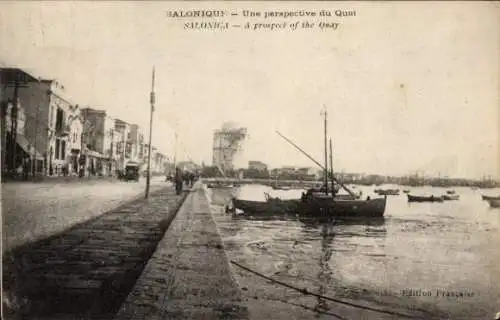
[175,167,183,195]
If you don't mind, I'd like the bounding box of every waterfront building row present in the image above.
[0,67,168,178]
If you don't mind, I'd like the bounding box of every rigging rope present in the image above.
[230,260,425,319]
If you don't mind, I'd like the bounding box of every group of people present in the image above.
[170,168,198,195]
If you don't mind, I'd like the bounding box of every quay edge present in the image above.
[114,182,249,320]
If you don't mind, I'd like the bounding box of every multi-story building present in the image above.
[81,108,116,175]
[248,160,267,171]
[128,124,145,164]
[1,68,83,176]
[114,118,131,171]
[1,82,31,175]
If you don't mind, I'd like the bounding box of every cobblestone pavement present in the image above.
[115,183,249,320]
[2,185,188,320]
[2,176,168,252]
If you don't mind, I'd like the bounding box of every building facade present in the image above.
[114,119,131,171]
[81,108,116,176]
[248,160,268,171]
[1,69,80,177]
[128,124,145,164]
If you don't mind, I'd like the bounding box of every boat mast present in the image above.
[323,108,328,195]
[275,130,357,197]
[329,138,334,196]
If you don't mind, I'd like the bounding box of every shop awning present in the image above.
[83,149,107,159]
[16,134,44,160]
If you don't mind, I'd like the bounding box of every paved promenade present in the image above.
[3,185,187,320]
[115,183,249,320]
[2,176,168,252]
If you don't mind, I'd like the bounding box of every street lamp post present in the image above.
[32,102,39,181]
[145,66,155,199]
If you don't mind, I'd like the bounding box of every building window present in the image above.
[61,140,66,160]
[55,108,64,131]
[55,139,60,160]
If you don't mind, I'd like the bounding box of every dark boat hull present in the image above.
[374,189,400,196]
[482,195,500,201]
[231,198,300,214]
[231,196,386,218]
[487,199,500,208]
[407,194,444,202]
[442,194,460,201]
[298,197,386,218]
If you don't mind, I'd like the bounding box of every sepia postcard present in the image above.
[1,1,499,319]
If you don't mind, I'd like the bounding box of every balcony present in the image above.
[55,124,70,137]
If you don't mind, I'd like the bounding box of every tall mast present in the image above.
[329,138,334,196]
[323,108,328,195]
[145,66,155,199]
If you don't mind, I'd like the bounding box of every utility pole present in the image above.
[322,107,328,195]
[32,102,39,181]
[329,138,334,196]
[145,66,155,199]
[173,131,177,169]
[11,77,19,174]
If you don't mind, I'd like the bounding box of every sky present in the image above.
[1,1,499,179]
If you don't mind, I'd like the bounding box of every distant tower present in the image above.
[212,125,247,173]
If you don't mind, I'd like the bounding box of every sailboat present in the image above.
[230,109,386,217]
[292,109,387,218]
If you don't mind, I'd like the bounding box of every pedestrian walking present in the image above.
[175,167,183,195]
[189,172,195,187]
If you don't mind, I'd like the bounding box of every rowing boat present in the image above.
[407,194,444,202]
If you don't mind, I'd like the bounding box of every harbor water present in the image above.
[207,184,500,319]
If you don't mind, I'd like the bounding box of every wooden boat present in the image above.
[229,197,300,214]
[446,190,456,195]
[442,194,460,201]
[374,188,400,196]
[207,181,234,189]
[482,195,500,201]
[402,190,410,194]
[275,110,387,218]
[487,199,500,208]
[407,194,444,203]
[272,185,291,191]
[299,193,386,217]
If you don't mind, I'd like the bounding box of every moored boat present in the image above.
[229,197,300,214]
[442,194,460,201]
[403,189,410,194]
[487,199,500,208]
[407,194,444,202]
[299,193,387,217]
[272,185,291,191]
[273,109,387,219]
[374,188,400,196]
[446,190,456,195]
[482,195,500,201]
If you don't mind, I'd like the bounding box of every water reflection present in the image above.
[207,184,500,319]
[315,222,334,315]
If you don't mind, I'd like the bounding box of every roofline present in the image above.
[1,67,41,83]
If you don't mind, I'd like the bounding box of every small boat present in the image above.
[407,194,444,203]
[299,193,387,218]
[487,199,500,208]
[482,195,500,201]
[442,194,460,201]
[272,185,291,191]
[374,188,400,196]
[402,190,410,194]
[207,182,234,189]
[446,190,456,195]
[229,197,300,214]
